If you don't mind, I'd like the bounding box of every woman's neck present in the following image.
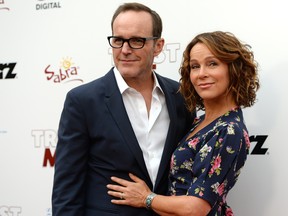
[203,100,237,123]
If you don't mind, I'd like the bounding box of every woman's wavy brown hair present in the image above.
[179,31,260,112]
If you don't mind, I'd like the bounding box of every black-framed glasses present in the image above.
[107,36,159,49]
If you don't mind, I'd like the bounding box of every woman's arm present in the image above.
[107,173,211,216]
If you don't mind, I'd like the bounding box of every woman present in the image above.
[107,31,260,215]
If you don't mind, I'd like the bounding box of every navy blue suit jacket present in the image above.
[52,68,194,216]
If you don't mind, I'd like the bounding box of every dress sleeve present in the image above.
[187,122,249,207]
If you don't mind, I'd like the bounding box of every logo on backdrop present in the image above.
[36,0,61,10]
[44,57,83,83]
[249,135,269,155]
[0,0,10,11]
[0,206,22,216]
[32,129,56,167]
[0,63,17,79]
[108,42,181,67]
[45,208,52,216]
[31,130,269,169]
[0,129,7,134]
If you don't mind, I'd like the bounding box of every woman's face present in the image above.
[189,42,231,104]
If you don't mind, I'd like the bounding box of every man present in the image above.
[52,2,194,216]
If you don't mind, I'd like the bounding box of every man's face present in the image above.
[111,11,162,83]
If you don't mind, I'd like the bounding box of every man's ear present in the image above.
[154,38,165,56]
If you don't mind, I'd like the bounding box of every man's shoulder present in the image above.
[156,73,178,83]
[155,73,180,91]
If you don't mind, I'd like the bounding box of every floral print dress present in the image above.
[168,108,250,216]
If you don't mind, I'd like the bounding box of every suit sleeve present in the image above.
[52,90,89,216]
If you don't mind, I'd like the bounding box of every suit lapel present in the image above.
[102,70,180,190]
[154,74,178,190]
[103,70,151,182]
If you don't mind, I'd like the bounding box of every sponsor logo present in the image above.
[45,208,52,216]
[108,42,181,68]
[31,130,269,169]
[249,135,269,155]
[0,63,17,79]
[0,206,22,216]
[32,129,56,167]
[0,0,9,11]
[44,57,83,83]
[36,0,61,10]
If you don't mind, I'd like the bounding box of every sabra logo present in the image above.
[44,57,83,83]
[0,63,17,79]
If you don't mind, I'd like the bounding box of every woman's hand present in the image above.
[107,173,151,208]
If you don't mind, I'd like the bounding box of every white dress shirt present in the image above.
[114,68,170,186]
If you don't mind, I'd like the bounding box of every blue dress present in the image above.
[168,108,250,215]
